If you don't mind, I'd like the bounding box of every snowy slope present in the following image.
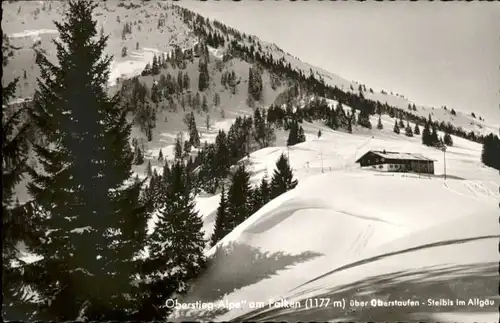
[167,117,499,322]
[141,97,498,249]
[3,1,495,137]
[2,0,196,97]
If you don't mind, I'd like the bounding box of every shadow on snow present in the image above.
[234,236,498,322]
[171,242,323,321]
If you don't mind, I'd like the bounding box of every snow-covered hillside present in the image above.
[165,116,499,322]
[2,0,195,97]
[3,1,496,137]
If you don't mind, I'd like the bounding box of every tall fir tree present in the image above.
[210,185,229,247]
[393,120,400,134]
[287,120,305,146]
[151,53,159,75]
[198,62,209,92]
[214,130,230,180]
[287,120,298,146]
[347,111,353,133]
[2,60,37,319]
[388,107,395,118]
[357,109,372,129]
[405,121,413,137]
[376,115,383,130]
[250,174,271,215]
[326,108,338,130]
[335,102,349,129]
[141,161,206,319]
[258,174,271,206]
[398,118,405,129]
[350,110,357,127]
[23,2,149,319]
[226,165,253,230]
[297,124,306,143]
[270,153,298,199]
[183,113,199,147]
[134,146,144,165]
[422,121,432,146]
[174,133,183,160]
[443,132,453,146]
[481,134,500,170]
[146,160,153,177]
[253,108,274,148]
[430,124,439,146]
[414,123,420,135]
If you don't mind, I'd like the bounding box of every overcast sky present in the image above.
[179,0,500,124]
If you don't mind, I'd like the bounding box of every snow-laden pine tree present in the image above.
[297,124,306,143]
[335,102,349,129]
[258,174,271,206]
[2,77,29,255]
[250,173,271,214]
[326,108,338,130]
[253,108,275,148]
[287,120,305,146]
[247,66,263,103]
[414,123,421,135]
[481,134,500,170]
[226,165,253,230]
[2,57,37,320]
[347,111,354,133]
[377,115,383,130]
[422,122,432,146]
[393,120,400,134]
[214,129,230,180]
[141,161,206,319]
[357,109,372,129]
[183,139,191,159]
[24,1,149,320]
[210,185,229,247]
[189,112,200,148]
[443,132,453,146]
[286,120,298,146]
[405,121,414,137]
[198,61,209,92]
[145,160,153,177]
[430,124,439,146]
[270,153,298,199]
[174,132,183,160]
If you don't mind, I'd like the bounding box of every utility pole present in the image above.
[443,147,447,180]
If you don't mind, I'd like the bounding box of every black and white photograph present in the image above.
[2,0,499,321]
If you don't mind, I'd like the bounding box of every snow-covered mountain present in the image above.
[4,1,499,322]
[2,0,497,137]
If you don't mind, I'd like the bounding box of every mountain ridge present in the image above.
[2,0,497,140]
